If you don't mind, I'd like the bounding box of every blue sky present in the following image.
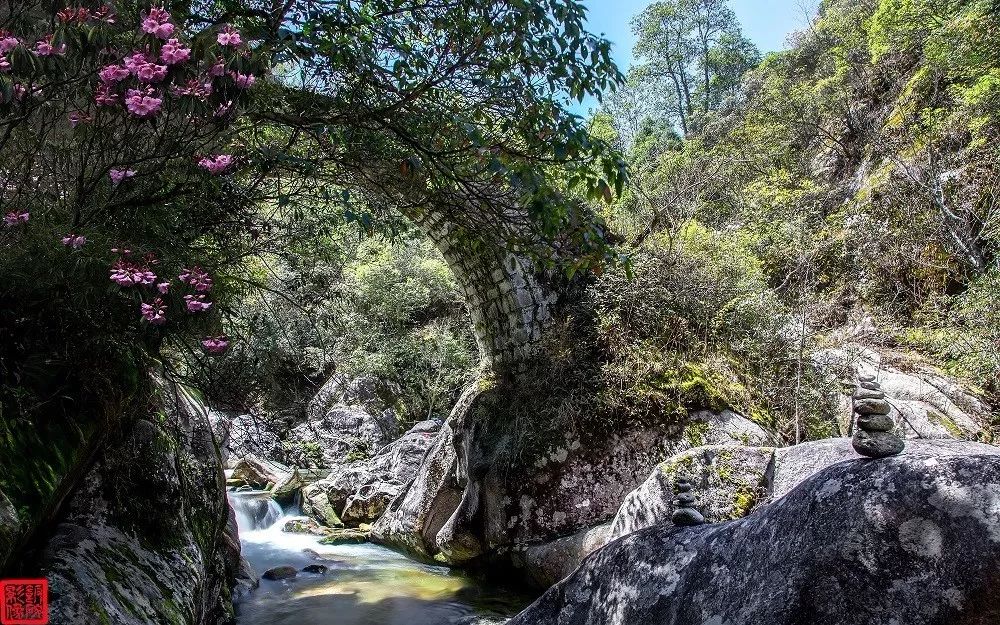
[575,0,816,113]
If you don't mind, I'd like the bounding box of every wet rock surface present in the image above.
[261,565,297,580]
[32,383,242,625]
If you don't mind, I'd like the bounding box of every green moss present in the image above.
[928,410,965,439]
[159,597,186,625]
[88,597,112,625]
[684,421,710,447]
[714,459,733,483]
[732,488,757,518]
[660,454,696,476]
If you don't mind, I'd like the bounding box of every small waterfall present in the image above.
[229,490,283,532]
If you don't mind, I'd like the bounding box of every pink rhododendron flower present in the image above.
[136,61,167,83]
[99,64,130,83]
[140,298,167,325]
[109,168,136,184]
[34,38,65,56]
[197,154,234,174]
[95,83,118,106]
[142,7,174,39]
[216,26,242,47]
[171,78,212,99]
[179,267,213,292]
[123,52,148,73]
[3,211,28,227]
[125,88,163,117]
[201,336,229,354]
[230,71,255,89]
[110,259,157,286]
[0,35,19,55]
[157,282,170,294]
[61,234,87,249]
[184,294,212,312]
[160,39,191,65]
[0,57,10,73]
[208,59,226,77]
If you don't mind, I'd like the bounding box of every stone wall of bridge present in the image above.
[416,209,558,371]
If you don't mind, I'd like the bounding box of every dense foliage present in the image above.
[195,224,476,423]
[592,0,999,441]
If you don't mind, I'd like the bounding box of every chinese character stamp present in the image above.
[0,579,48,625]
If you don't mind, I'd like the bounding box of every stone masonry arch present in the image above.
[413,208,560,371]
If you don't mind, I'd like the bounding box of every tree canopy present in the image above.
[629,0,759,136]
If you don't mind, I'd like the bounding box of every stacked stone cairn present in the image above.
[851,374,905,458]
[671,477,706,526]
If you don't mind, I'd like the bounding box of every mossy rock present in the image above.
[610,444,775,540]
[318,528,370,545]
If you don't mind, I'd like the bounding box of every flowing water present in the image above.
[230,490,530,625]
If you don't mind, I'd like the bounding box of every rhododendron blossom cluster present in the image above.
[110,168,136,184]
[141,7,174,40]
[0,34,19,55]
[217,26,242,47]
[160,39,191,65]
[3,211,29,227]
[179,267,213,292]
[110,258,157,286]
[34,37,66,57]
[230,72,256,89]
[58,5,115,24]
[140,298,167,325]
[61,234,87,248]
[201,336,229,354]
[198,154,234,174]
[184,294,212,312]
[125,88,163,117]
[2,4,251,357]
[99,64,130,83]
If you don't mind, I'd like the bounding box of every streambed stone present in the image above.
[262,565,298,580]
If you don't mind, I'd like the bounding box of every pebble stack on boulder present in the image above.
[851,374,905,458]
[670,477,705,526]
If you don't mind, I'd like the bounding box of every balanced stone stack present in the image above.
[851,374,905,458]
[671,477,706,526]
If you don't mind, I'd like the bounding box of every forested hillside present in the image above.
[588,0,999,440]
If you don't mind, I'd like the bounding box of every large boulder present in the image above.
[608,444,775,541]
[508,446,1000,625]
[513,524,612,589]
[815,344,991,439]
[371,413,463,557]
[372,379,769,565]
[230,455,292,488]
[305,374,400,426]
[285,403,399,468]
[33,382,243,625]
[302,419,442,527]
[607,438,996,544]
[213,412,282,468]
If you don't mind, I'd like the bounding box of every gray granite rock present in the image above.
[853,429,906,457]
[508,450,1000,625]
[36,382,241,625]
